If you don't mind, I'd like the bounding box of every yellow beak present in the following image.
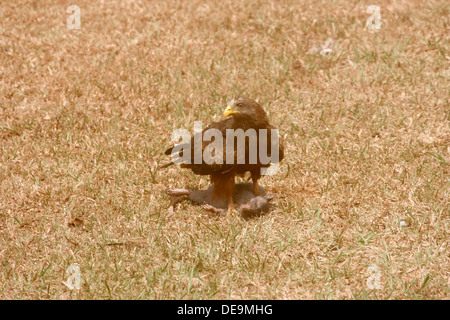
[223,105,239,118]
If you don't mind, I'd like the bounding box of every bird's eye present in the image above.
[236,103,243,108]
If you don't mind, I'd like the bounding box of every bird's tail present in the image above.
[159,161,175,169]
[160,143,189,169]
[158,146,176,169]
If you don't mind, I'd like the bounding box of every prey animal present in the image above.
[167,182,276,219]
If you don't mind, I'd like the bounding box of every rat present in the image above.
[166,182,276,218]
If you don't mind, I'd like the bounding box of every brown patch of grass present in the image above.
[0,0,448,299]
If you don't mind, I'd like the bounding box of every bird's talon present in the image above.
[225,204,239,217]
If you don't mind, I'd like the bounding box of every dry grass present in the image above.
[0,0,448,299]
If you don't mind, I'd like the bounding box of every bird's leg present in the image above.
[253,183,261,196]
[226,194,238,217]
[251,172,261,196]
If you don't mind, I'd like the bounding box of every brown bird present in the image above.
[161,95,284,216]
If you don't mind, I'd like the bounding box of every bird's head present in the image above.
[223,95,268,124]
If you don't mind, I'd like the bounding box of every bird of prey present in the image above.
[161,95,284,216]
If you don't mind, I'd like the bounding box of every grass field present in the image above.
[0,0,448,299]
